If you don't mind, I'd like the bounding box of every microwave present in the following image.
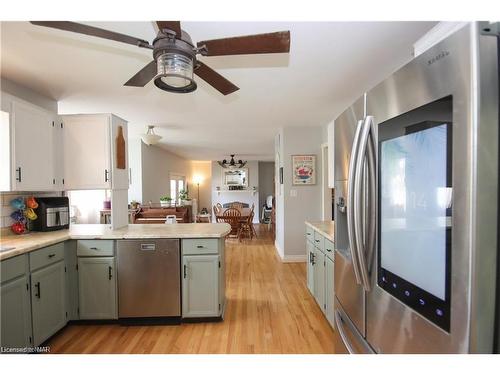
[32,197,70,231]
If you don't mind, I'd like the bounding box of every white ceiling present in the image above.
[1,21,436,160]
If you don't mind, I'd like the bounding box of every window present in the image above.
[170,174,186,205]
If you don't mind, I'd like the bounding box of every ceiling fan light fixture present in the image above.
[141,125,162,146]
[154,52,197,93]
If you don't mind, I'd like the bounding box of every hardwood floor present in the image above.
[46,225,335,354]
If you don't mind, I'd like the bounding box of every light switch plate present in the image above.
[290,189,297,197]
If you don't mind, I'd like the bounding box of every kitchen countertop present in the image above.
[305,221,334,242]
[0,223,231,261]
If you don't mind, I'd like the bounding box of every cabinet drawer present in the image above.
[305,227,314,243]
[77,240,114,257]
[29,242,65,271]
[182,239,219,255]
[324,238,334,260]
[313,231,325,252]
[1,254,27,283]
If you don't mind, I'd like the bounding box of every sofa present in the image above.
[132,205,192,224]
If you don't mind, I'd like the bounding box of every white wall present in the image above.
[140,143,191,204]
[275,126,324,261]
[211,161,260,223]
[128,137,143,204]
[258,161,275,216]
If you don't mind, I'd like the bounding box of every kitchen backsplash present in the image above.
[0,191,62,229]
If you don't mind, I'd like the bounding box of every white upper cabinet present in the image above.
[327,120,335,188]
[0,94,60,192]
[62,114,128,190]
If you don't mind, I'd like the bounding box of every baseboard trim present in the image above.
[274,241,307,263]
[281,254,307,263]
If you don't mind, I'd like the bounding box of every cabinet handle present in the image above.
[48,253,55,258]
[35,282,41,299]
[90,247,98,250]
[315,239,320,243]
[108,266,112,280]
[196,245,204,249]
[326,248,332,252]
[311,253,316,265]
[16,167,22,182]
[104,169,109,182]
[183,265,187,278]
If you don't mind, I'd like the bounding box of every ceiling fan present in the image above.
[30,21,291,96]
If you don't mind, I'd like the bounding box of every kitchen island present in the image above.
[0,223,230,349]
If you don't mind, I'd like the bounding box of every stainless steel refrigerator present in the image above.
[333,22,499,353]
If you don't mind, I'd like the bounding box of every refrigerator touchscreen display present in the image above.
[378,102,452,331]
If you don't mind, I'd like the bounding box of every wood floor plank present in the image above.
[46,225,335,354]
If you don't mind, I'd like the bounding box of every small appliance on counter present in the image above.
[32,197,70,232]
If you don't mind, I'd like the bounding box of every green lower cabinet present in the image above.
[313,248,325,312]
[325,256,335,327]
[78,257,117,319]
[182,255,220,318]
[1,275,32,348]
[306,240,315,295]
[31,260,66,346]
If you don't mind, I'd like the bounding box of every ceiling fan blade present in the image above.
[156,21,182,37]
[197,31,290,56]
[124,61,157,87]
[194,61,239,96]
[30,21,151,48]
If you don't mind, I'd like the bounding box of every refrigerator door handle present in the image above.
[347,119,364,285]
[354,115,376,291]
[335,309,356,354]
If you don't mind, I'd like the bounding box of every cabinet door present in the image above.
[78,257,117,319]
[313,248,325,312]
[31,261,66,346]
[182,255,219,318]
[1,276,32,348]
[11,100,55,191]
[110,115,129,190]
[306,240,315,294]
[325,256,335,328]
[62,114,111,189]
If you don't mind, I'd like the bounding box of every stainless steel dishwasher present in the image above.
[117,239,181,319]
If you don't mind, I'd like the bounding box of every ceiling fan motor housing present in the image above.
[152,31,198,93]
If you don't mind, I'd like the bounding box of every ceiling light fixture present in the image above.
[141,126,162,146]
[218,154,247,169]
[154,52,197,93]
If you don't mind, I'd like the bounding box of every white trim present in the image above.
[320,143,332,221]
[414,22,469,57]
[274,241,307,263]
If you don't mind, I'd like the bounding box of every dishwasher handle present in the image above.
[140,243,156,251]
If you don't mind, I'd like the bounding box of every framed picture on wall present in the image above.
[292,155,316,185]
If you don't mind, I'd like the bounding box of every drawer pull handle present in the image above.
[90,247,98,250]
[326,248,332,252]
[35,282,41,299]
[48,254,55,258]
[315,239,320,243]
[196,245,204,248]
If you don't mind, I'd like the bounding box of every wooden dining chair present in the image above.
[230,201,244,210]
[216,203,223,211]
[240,206,257,240]
[219,207,243,241]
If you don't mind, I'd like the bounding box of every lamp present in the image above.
[192,175,203,210]
[153,52,197,93]
[141,126,162,146]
